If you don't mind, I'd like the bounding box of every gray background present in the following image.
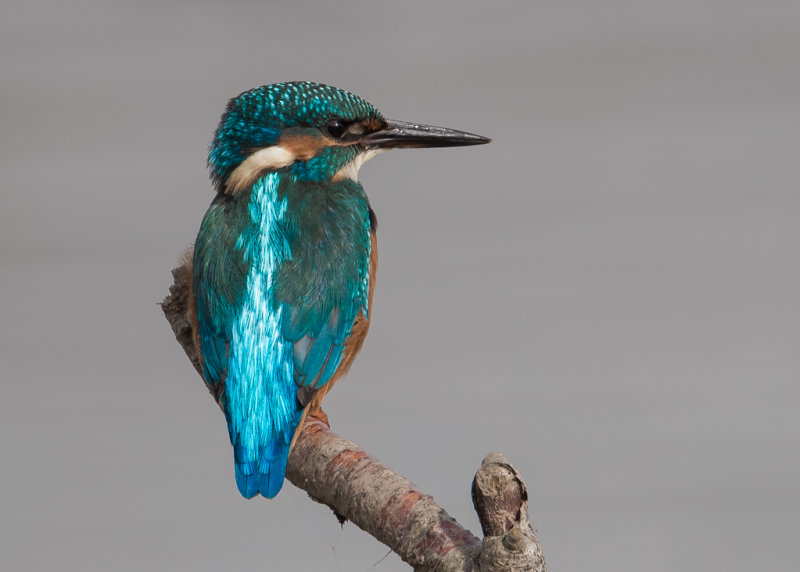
[2,1,798,570]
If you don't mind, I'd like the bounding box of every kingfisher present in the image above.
[189,81,489,499]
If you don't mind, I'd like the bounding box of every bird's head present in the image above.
[209,81,489,193]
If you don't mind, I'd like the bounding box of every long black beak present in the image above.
[362,119,491,149]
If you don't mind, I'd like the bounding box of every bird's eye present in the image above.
[326,119,348,139]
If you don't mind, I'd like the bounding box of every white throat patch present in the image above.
[225,146,295,194]
[334,148,386,182]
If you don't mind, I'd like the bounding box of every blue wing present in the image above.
[275,177,373,394]
[284,307,349,390]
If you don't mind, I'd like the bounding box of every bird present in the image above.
[188,81,490,499]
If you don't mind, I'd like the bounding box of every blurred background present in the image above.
[2,1,798,570]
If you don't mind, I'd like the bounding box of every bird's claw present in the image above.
[308,408,330,427]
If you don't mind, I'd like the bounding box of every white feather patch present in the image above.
[225,146,295,194]
[334,148,386,182]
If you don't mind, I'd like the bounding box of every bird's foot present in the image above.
[308,407,330,427]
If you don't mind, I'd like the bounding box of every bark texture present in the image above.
[162,263,545,571]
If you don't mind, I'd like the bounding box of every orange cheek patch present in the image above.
[278,132,329,160]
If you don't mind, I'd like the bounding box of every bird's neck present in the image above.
[277,174,371,239]
[231,172,372,247]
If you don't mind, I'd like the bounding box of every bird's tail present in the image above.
[233,438,291,499]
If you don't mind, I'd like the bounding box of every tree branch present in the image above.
[162,262,545,571]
